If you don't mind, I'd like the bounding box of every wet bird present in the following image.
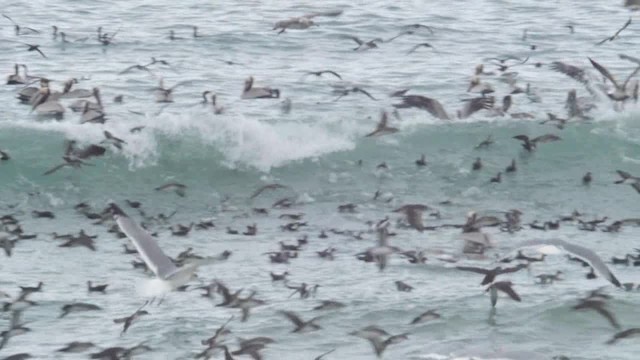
[582,172,592,185]
[505,159,517,173]
[490,172,502,183]
[365,111,398,137]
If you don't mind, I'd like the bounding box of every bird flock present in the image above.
[3,2,640,359]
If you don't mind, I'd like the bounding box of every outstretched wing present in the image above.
[112,204,177,279]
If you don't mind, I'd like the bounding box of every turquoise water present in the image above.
[2,1,640,359]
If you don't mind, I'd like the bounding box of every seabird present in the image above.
[87,281,108,293]
[113,304,149,335]
[350,36,383,51]
[472,157,482,171]
[573,297,620,329]
[536,271,562,284]
[6,64,25,85]
[513,134,561,152]
[490,172,502,183]
[456,264,528,285]
[511,238,622,287]
[395,280,413,292]
[393,204,429,232]
[457,96,494,119]
[549,61,587,84]
[241,76,280,99]
[303,70,342,80]
[475,135,494,149]
[273,17,317,34]
[582,172,592,185]
[57,341,96,353]
[313,300,345,311]
[393,95,450,120]
[155,182,187,197]
[279,310,322,332]
[505,159,517,173]
[589,57,640,102]
[486,281,521,307]
[410,310,441,324]
[596,17,631,45]
[111,204,230,295]
[333,86,377,101]
[607,328,640,345]
[59,302,101,318]
[365,111,398,137]
[8,41,47,58]
[406,42,434,54]
[250,183,287,199]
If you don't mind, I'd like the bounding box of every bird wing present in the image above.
[458,97,494,119]
[593,306,621,329]
[323,70,342,79]
[111,204,178,279]
[619,53,640,65]
[589,58,620,88]
[631,182,640,194]
[279,311,305,327]
[516,238,621,287]
[423,97,450,120]
[350,36,364,45]
[34,47,47,58]
[406,209,424,231]
[495,282,521,302]
[74,145,106,159]
[497,264,528,275]
[622,66,640,89]
[613,17,632,38]
[43,163,68,176]
[532,134,561,143]
[455,266,490,275]
[355,88,377,100]
[549,62,587,84]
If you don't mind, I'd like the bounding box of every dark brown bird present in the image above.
[456,264,528,285]
[486,281,521,307]
[513,134,561,152]
[87,281,108,293]
[582,172,592,185]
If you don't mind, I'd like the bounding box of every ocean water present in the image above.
[2,0,640,359]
